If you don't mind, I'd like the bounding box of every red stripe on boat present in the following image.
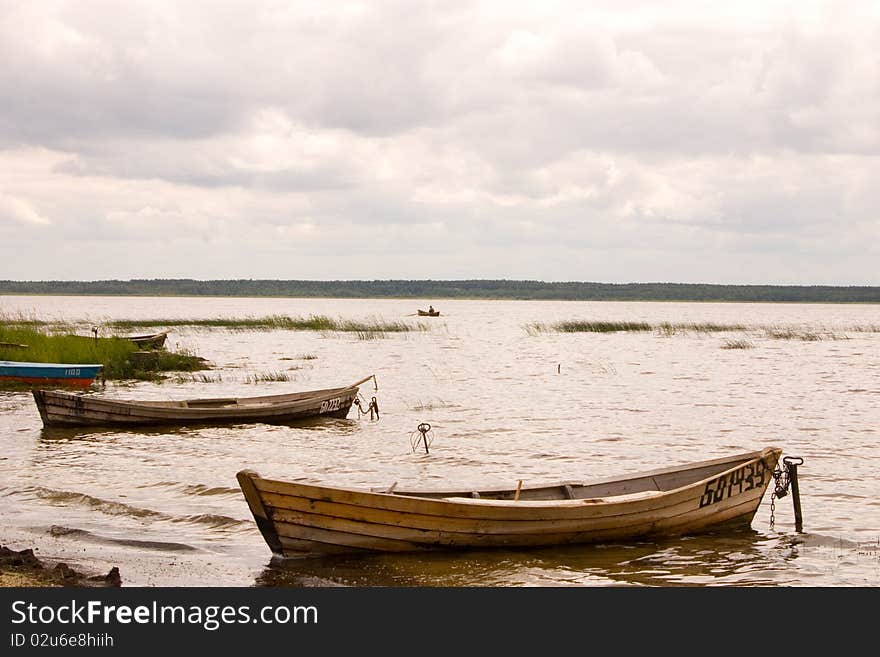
[0,376,96,388]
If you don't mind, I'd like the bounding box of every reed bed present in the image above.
[526,320,744,334]
[105,315,426,333]
[279,354,317,361]
[170,373,222,384]
[525,320,872,340]
[0,322,207,382]
[657,322,748,335]
[721,339,755,349]
[244,371,293,383]
[762,328,849,341]
[525,321,651,334]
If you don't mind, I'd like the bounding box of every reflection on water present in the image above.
[255,529,789,587]
[1,296,879,586]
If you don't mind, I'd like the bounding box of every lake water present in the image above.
[1,295,878,587]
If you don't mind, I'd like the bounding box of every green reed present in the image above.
[105,314,425,333]
[170,372,222,384]
[721,339,754,349]
[244,371,293,383]
[762,327,849,341]
[0,321,206,382]
[525,321,651,334]
[527,320,752,335]
[657,322,748,335]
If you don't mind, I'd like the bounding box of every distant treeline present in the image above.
[1,279,879,302]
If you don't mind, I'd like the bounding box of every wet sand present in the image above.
[0,544,122,588]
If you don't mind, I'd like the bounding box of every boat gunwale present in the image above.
[0,360,103,369]
[34,374,372,408]
[248,447,780,502]
[242,447,782,519]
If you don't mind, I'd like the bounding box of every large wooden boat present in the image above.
[237,447,782,558]
[0,360,103,389]
[32,375,374,428]
[417,309,440,317]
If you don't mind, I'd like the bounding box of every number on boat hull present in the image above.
[699,460,768,507]
[319,397,342,414]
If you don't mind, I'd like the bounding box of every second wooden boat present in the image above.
[32,375,374,427]
[123,331,168,349]
[237,447,783,558]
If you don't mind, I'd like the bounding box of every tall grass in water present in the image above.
[526,321,652,334]
[527,320,750,335]
[244,371,292,383]
[721,339,754,349]
[763,327,849,341]
[657,322,748,335]
[171,373,222,384]
[105,315,426,333]
[0,322,206,381]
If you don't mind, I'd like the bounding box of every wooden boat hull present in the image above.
[417,310,440,316]
[32,375,373,427]
[238,447,782,558]
[0,361,103,389]
[125,332,168,349]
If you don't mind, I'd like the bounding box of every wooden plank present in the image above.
[258,483,767,537]
[256,478,688,522]
[267,502,763,552]
[251,450,780,522]
[273,520,429,552]
[278,535,376,556]
[394,448,777,497]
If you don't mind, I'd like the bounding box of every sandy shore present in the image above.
[0,545,122,588]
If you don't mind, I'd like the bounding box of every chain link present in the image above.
[770,460,793,530]
[770,491,776,529]
[769,456,805,532]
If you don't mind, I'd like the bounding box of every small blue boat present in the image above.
[0,360,103,388]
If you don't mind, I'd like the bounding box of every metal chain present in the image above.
[769,459,797,530]
[770,490,776,529]
[353,393,380,420]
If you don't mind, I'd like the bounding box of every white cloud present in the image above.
[0,0,877,283]
[0,193,50,226]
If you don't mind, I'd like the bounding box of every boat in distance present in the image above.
[417,309,440,317]
[0,360,103,389]
[121,331,168,349]
[32,375,375,428]
[237,447,782,558]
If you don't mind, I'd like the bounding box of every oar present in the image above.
[350,374,377,389]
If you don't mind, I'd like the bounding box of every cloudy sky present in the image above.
[1,0,878,284]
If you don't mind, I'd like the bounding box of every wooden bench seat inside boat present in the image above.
[185,398,239,407]
[442,489,663,505]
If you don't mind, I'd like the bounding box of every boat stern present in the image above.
[31,389,51,425]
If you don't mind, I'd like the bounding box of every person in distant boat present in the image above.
[428,305,435,314]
